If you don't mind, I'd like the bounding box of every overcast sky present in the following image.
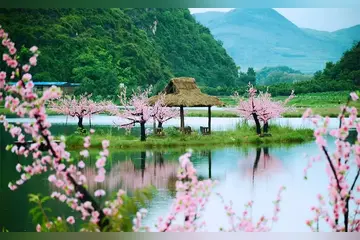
[189,8,360,32]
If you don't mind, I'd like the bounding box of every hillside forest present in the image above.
[0,8,359,99]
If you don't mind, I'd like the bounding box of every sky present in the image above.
[188,8,360,32]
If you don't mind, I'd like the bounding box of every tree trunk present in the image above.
[208,106,211,134]
[140,122,146,141]
[252,113,261,135]
[78,117,84,130]
[180,106,184,132]
[158,121,163,128]
[263,122,269,134]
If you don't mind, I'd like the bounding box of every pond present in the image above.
[0,120,357,232]
[4,115,341,131]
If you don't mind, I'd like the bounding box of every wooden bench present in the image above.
[184,126,192,134]
[174,126,192,134]
[155,128,164,135]
[200,126,210,135]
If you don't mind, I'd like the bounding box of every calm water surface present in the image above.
[4,115,341,130]
[0,119,358,232]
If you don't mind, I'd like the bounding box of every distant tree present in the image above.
[116,85,154,141]
[313,70,322,80]
[50,94,117,130]
[152,94,179,129]
[235,84,294,135]
[247,67,256,85]
[116,86,178,141]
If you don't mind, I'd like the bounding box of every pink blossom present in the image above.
[30,46,38,53]
[0,71,6,80]
[57,164,66,171]
[22,73,32,81]
[102,140,110,149]
[78,161,85,168]
[302,108,312,119]
[79,175,87,183]
[7,59,18,68]
[66,216,75,225]
[94,189,106,197]
[90,129,95,134]
[96,157,106,168]
[22,64,31,72]
[103,208,112,216]
[315,136,326,147]
[29,56,37,66]
[8,183,17,191]
[15,163,22,172]
[55,179,65,188]
[80,150,89,158]
[16,179,24,185]
[59,194,67,202]
[48,174,56,183]
[25,81,34,89]
[83,201,93,209]
[350,92,359,101]
[9,47,16,55]
[2,53,9,61]
[36,224,41,232]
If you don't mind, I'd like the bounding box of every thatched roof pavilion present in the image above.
[149,77,224,133]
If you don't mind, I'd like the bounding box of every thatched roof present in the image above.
[149,77,224,107]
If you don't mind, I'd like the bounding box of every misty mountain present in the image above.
[193,9,360,73]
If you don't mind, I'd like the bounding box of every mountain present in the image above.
[193,8,360,74]
[0,8,239,98]
[256,66,312,85]
[258,42,360,96]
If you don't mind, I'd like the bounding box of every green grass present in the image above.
[63,124,314,151]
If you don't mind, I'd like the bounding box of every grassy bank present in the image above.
[64,124,314,151]
[186,108,351,118]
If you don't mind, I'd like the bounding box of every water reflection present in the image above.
[75,152,179,194]
[0,124,345,232]
[239,147,283,186]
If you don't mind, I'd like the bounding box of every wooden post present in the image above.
[180,106,184,131]
[208,150,212,179]
[208,106,211,134]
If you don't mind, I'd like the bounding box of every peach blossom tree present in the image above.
[235,84,294,135]
[50,94,118,130]
[1,26,359,233]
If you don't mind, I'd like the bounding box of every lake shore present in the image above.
[0,107,349,118]
[64,125,314,151]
